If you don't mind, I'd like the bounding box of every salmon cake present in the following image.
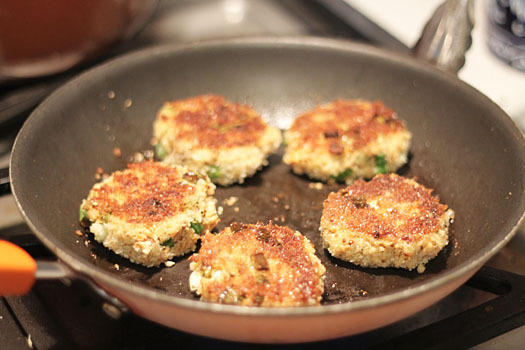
[79,161,219,267]
[153,94,282,186]
[189,222,326,307]
[283,99,411,184]
[320,174,454,273]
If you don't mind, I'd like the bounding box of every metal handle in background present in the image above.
[413,0,475,73]
[35,260,129,317]
[35,260,129,318]
[0,167,9,196]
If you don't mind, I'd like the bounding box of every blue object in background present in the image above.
[488,0,525,71]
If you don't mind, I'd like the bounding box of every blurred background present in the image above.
[1,0,524,134]
[1,1,524,349]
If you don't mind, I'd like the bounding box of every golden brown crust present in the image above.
[322,174,449,242]
[289,99,406,153]
[157,94,266,149]
[189,222,325,306]
[84,161,195,224]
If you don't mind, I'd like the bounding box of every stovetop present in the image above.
[1,1,525,349]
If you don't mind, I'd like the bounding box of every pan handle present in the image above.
[0,167,10,196]
[0,239,37,294]
[0,239,128,316]
[0,240,73,295]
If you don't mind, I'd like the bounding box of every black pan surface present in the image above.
[10,38,525,309]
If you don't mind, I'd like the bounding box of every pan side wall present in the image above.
[98,267,477,343]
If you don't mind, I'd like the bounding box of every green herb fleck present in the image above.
[79,207,89,222]
[375,155,387,174]
[190,221,204,235]
[155,143,166,160]
[375,116,386,124]
[332,168,352,183]
[206,165,221,180]
[102,212,111,223]
[161,238,174,248]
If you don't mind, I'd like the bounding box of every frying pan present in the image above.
[2,37,525,343]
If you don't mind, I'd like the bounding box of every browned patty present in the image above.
[80,161,219,267]
[156,94,267,149]
[189,222,326,307]
[289,99,407,154]
[320,173,454,272]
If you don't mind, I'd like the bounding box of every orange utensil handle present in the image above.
[0,239,37,295]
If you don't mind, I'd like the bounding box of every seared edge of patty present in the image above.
[80,161,219,267]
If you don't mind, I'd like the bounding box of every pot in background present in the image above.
[0,0,158,82]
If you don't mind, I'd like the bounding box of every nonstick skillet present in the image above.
[2,37,525,343]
